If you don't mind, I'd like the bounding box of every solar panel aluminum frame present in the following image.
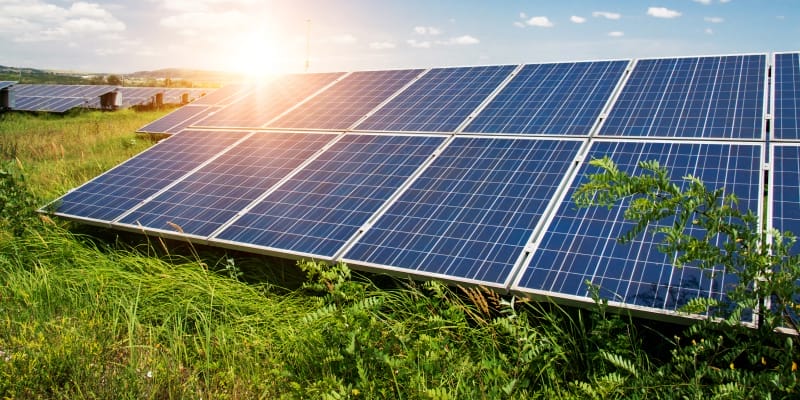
[203,131,449,261]
[510,137,766,324]
[338,135,590,290]
[108,129,346,242]
[192,72,351,131]
[770,52,800,142]
[595,53,770,142]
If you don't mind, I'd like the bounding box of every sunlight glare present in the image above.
[226,29,290,80]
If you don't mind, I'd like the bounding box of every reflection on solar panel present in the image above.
[599,55,766,139]
[773,53,800,140]
[0,81,15,90]
[138,105,218,134]
[463,61,628,135]
[771,145,800,250]
[354,65,515,133]
[216,134,444,257]
[12,84,118,112]
[118,132,337,237]
[266,70,421,130]
[514,140,763,313]
[344,137,584,286]
[197,72,343,128]
[50,130,249,222]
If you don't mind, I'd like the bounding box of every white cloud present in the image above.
[437,35,479,45]
[720,0,731,3]
[519,12,527,19]
[526,16,554,27]
[0,0,125,42]
[407,39,431,48]
[705,28,714,34]
[413,26,441,35]
[327,34,357,44]
[693,0,712,4]
[513,21,525,28]
[608,31,624,37]
[160,10,248,36]
[369,41,396,50]
[570,16,586,24]
[593,11,621,20]
[704,16,724,23]
[647,7,682,19]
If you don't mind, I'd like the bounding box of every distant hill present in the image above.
[0,65,241,87]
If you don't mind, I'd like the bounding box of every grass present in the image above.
[0,110,798,398]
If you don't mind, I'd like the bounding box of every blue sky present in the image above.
[0,0,798,74]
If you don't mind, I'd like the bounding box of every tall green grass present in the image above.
[0,110,797,398]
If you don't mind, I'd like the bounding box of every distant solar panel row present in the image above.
[49,52,797,323]
[13,84,118,112]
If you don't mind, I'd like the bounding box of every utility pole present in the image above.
[305,19,311,72]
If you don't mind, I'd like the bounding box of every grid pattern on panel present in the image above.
[267,70,422,130]
[138,105,215,134]
[464,61,628,135]
[516,141,762,311]
[197,73,343,128]
[354,65,516,133]
[599,55,765,139]
[118,132,336,237]
[190,84,249,106]
[53,130,248,222]
[216,134,444,257]
[344,137,583,285]
[773,53,800,140]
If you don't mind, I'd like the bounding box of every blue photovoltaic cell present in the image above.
[344,137,583,285]
[773,53,800,140]
[216,134,444,257]
[190,84,250,106]
[599,55,766,139]
[197,72,343,128]
[138,105,217,134]
[464,61,628,135]
[267,70,422,130]
[515,141,762,311]
[118,132,336,237]
[0,81,15,90]
[53,130,248,222]
[354,65,516,133]
[771,145,800,250]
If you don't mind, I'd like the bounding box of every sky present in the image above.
[1,0,798,75]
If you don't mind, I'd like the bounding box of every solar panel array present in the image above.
[47,52,799,323]
[13,84,118,113]
[0,81,15,90]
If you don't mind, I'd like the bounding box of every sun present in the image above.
[225,29,293,80]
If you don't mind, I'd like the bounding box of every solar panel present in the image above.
[770,144,800,250]
[598,55,766,139]
[513,140,763,314]
[773,53,800,140]
[137,105,218,134]
[12,84,118,112]
[0,81,15,90]
[50,130,249,223]
[189,84,250,106]
[354,65,516,133]
[463,61,628,135]
[265,70,421,130]
[343,137,584,286]
[117,132,337,238]
[215,134,445,257]
[196,72,344,128]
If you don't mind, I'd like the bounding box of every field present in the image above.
[0,110,797,398]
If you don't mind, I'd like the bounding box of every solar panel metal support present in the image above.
[348,69,431,131]
[111,130,260,224]
[205,131,350,240]
[331,133,458,262]
[452,64,525,133]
